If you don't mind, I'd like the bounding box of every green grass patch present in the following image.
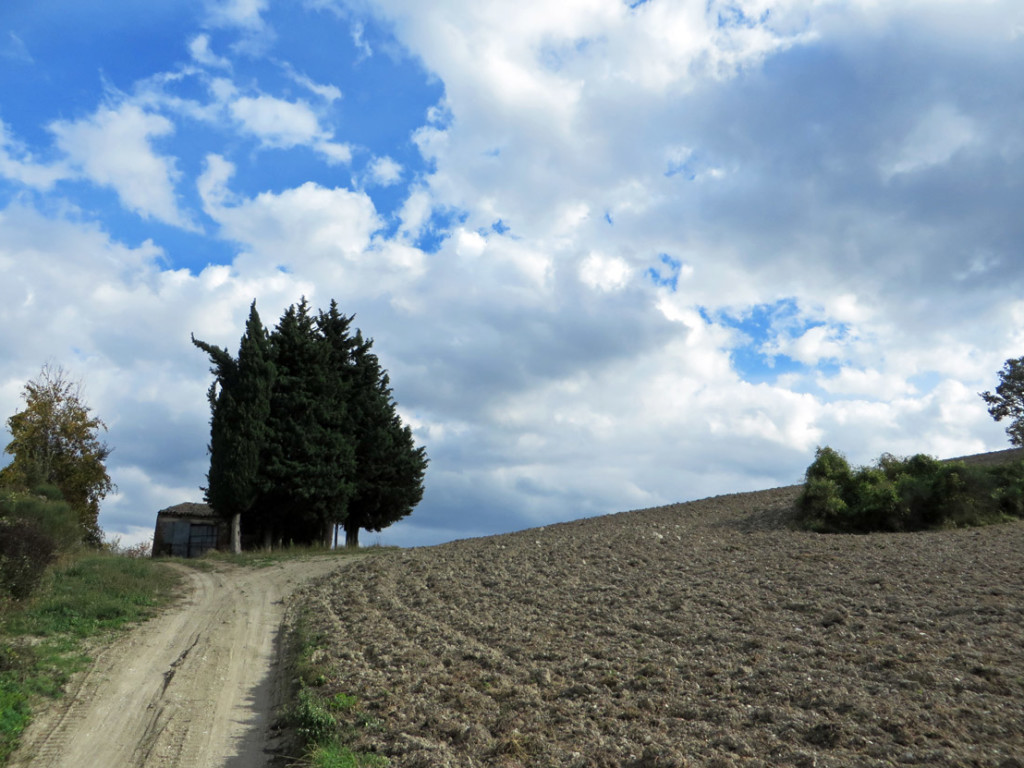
[0,553,182,763]
[307,743,390,768]
[4,554,181,637]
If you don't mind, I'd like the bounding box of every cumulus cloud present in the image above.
[367,155,403,186]
[49,104,195,229]
[204,0,275,54]
[221,91,352,163]
[197,154,416,294]
[579,251,631,293]
[229,95,322,146]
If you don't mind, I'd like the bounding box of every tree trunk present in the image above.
[230,512,241,554]
[322,521,333,548]
[345,521,359,548]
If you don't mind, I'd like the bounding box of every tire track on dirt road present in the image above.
[10,556,356,768]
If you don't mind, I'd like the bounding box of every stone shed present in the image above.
[152,502,229,558]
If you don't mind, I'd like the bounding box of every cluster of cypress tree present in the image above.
[192,299,427,550]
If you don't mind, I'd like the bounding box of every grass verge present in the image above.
[284,606,389,767]
[201,544,394,570]
[0,553,182,763]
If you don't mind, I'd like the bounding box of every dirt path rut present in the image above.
[10,557,351,768]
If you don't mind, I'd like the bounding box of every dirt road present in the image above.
[10,556,352,768]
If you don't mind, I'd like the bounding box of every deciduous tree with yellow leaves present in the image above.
[1,364,114,544]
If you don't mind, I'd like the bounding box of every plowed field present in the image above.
[295,484,1024,767]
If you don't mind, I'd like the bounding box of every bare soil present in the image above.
[9,557,353,768]
[296,484,1024,768]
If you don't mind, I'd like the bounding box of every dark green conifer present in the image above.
[262,299,355,546]
[194,297,426,550]
[191,301,274,552]
[340,328,428,547]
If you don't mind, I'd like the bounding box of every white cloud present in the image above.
[817,368,917,400]
[229,95,321,146]
[314,140,353,165]
[204,0,275,54]
[49,104,195,229]
[765,325,847,367]
[367,155,403,186]
[284,64,343,103]
[227,93,352,163]
[579,251,631,292]
[0,119,67,190]
[351,20,373,60]
[189,34,231,69]
[197,155,422,294]
[454,228,486,259]
[206,0,268,30]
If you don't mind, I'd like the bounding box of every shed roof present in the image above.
[157,502,217,519]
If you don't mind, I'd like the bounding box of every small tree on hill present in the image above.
[0,364,113,544]
[980,357,1024,447]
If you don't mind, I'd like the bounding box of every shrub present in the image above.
[293,687,338,746]
[2,493,81,553]
[805,446,853,486]
[0,519,57,601]
[798,447,855,530]
[989,459,1024,518]
[797,447,1022,533]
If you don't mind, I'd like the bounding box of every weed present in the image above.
[307,743,390,767]
[5,555,180,637]
[294,688,338,745]
[329,693,358,711]
[0,677,29,762]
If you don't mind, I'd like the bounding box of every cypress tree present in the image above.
[262,299,355,546]
[191,302,274,552]
[341,328,428,547]
[194,297,425,550]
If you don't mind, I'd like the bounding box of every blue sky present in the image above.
[2,0,1023,548]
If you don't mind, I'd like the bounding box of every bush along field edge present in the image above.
[796,446,1024,533]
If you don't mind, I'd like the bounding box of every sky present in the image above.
[1,0,1023,548]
